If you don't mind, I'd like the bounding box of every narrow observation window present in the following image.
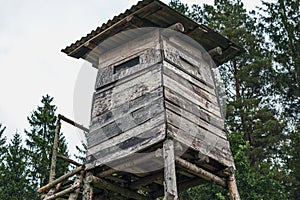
[180,56,198,73]
[114,57,139,74]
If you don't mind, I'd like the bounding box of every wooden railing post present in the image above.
[49,116,61,183]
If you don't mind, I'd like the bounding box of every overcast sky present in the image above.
[0,0,261,157]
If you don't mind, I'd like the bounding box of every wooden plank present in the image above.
[97,29,160,69]
[164,87,224,130]
[165,101,227,139]
[163,63,219,105]
[166,110,229,153]
[167,123,234,168]
[88,175,146,200]
[163,74,221,117]
[38,166,85,193]
[91,64,162,118]
[86,123,165,169]
[163,139,178,200]
[90,87,163,129]
[163,61,215,95]
[88,98,165,147]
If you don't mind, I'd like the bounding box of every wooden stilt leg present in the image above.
[228,173,240,200]
[83,172,94,200]
[163,139,178,200]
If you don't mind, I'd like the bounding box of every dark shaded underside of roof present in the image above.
[61,0,241,66]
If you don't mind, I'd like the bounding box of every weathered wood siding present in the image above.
[86,30,165,170]
[161,36,234,167]
[86,30,234,170]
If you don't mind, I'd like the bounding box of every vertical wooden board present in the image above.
[91,64,162,119]
[88,98,165,147]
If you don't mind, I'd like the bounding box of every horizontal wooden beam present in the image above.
[43,183,80,200]
[38,165,85,193]
[87,175,146,200]
[98,151,158,177]
[58,114,89,132]
[175,157,226,187]
[57,154,82,167]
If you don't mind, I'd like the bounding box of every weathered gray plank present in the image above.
[86,123,166,169]
[164,87,224,130]
[88,98,164,147]
[90,87,163,127]
[163,139,178,200]
[163,61,215,95]
[165,101,227,139]
[166,122,234,168]
[163,74,222,118]
[163,63,219,105]
[91,64,162,118]
[98,29,161,69]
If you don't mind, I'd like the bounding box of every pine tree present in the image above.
[0,133,37,200]
[25,95,69,189]
[261,0,300,122]
[0,124,7,197]
[169,0,287,198]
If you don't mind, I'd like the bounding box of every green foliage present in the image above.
[261,0,300,121]
[0,133,37,200]
[25,95,69,189]
[170,0,290,199]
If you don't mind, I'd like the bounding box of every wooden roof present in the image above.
[62,0,241,65]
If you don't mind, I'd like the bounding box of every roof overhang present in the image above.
[62,0,241,66]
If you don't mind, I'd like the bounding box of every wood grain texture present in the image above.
[91,64,162,119]
[166,110,234,167]
[88,99,165,148]
[163,139,178,200]
[86,123,165,170]
[162,39,214,87]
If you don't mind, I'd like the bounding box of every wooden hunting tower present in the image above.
[62,0,241,199]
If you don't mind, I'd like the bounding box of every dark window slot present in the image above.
[180,56,198,73]
[113,57,139,74]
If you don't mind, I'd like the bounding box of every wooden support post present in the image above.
[38,165,85,193]
[82,172,93,200]
[49,117,61,183]
[68,171,84,200]
[228,173,240,200]
[88,175,145,200]
[163,139,178,200]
